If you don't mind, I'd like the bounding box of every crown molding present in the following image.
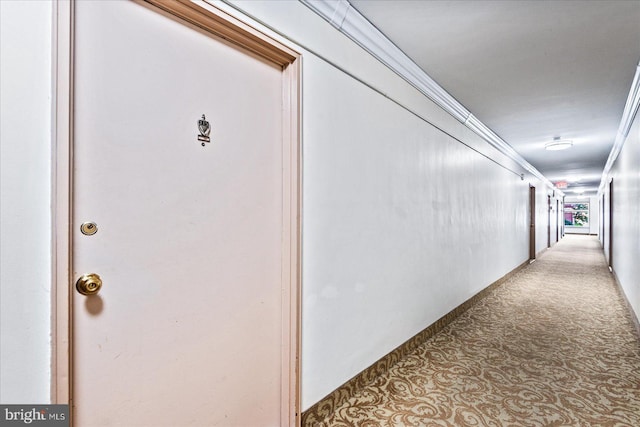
[598,62,640,195]
[300,0,470,121]
[300,0,559,192]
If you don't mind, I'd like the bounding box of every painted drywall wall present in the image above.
[223,0,558,409]
[604,115,640,318]
[589,196,600,235]
[302,55,534,408]
[0,0,52,404]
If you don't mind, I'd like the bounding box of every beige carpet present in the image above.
[312,235,640,426]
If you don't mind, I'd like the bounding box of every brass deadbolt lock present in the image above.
[76,273,102,296]
[80,222,98,236]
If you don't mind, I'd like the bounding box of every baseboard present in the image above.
[301,259,530,427]
[610,268,640,339]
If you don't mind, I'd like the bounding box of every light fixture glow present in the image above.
[545,137,573,151]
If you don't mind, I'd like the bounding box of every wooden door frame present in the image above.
[51,1,302,425]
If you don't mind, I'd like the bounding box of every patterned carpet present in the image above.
[310,236,640,426]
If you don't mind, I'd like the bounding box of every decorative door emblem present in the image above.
[198,114,211,146]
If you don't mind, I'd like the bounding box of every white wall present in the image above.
[223,0,557,409]
[303,55,532,408]
[603,115,640,318]
[589,195,599,235]
[0,0,52,404]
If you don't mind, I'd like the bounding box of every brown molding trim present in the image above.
[302,259,530,426]
[610,269,640,339]
[144,0,298,66]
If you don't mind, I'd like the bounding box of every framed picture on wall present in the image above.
[564,202,589,227]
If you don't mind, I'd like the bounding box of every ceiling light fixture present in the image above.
[545,136,573,151]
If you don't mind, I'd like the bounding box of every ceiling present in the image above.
[349,0,640,196]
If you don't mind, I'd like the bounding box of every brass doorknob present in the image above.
[76,273,102,296]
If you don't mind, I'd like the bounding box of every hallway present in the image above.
[307,236,640,426]
[2,1,640,422]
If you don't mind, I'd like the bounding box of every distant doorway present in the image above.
[556,200,560,242]
[561,197,565,237]
[601,194,605,247]
[529,186,536,260]
[547,195,551,248]
[609,179,614,269]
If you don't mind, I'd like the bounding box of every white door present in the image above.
[73,1,288,425]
